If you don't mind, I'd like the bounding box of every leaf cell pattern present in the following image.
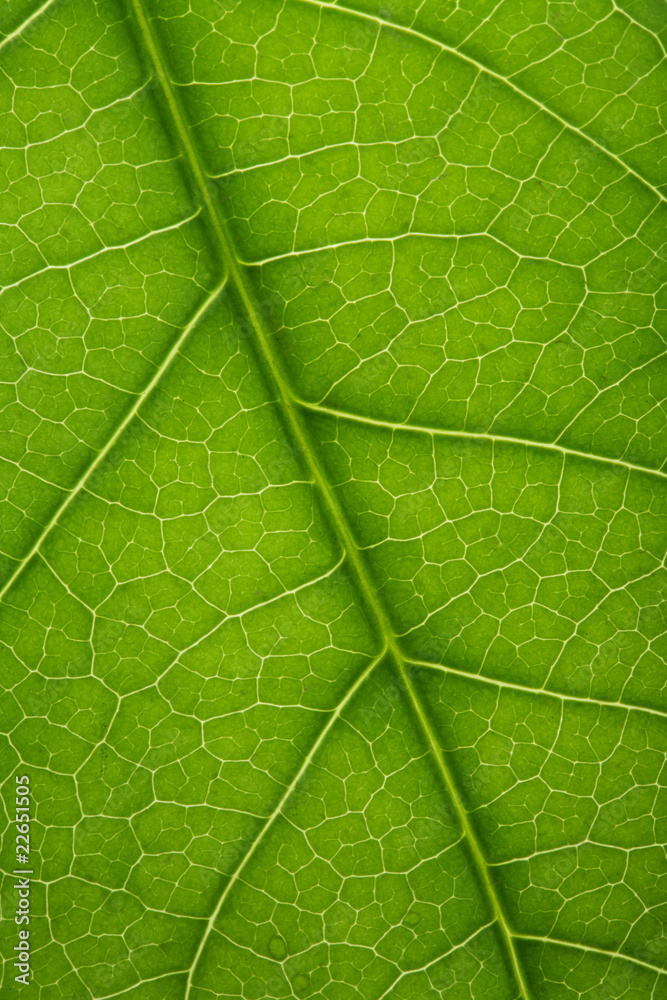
[0,1,665,999]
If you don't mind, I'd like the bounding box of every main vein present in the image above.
[124,2,534,997]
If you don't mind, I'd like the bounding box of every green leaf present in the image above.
[1,1,666,998]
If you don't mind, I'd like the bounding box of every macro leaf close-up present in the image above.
[0,0,666,998]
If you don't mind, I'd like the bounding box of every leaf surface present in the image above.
[0,1,666,999]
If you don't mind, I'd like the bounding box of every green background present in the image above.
[0,0,666,997]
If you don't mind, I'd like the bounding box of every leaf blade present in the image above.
[1,1,665,998]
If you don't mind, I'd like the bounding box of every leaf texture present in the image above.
[0,1,666,999]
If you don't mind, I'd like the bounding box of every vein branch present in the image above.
[297,0,665,204]
[0,0,57,53]
[409,656,667,721]
[296,398,667,482]
[514,933,667,977]
[0,282,225,606]
[182,647,387,1000]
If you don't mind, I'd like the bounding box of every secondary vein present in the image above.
[296,398,667,482]
[0,281,225,606]
[0,0,57,54]
[297,0,665,205]
[514,933,667,978]
[409,656,667,722]
[182,647,387,1000]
